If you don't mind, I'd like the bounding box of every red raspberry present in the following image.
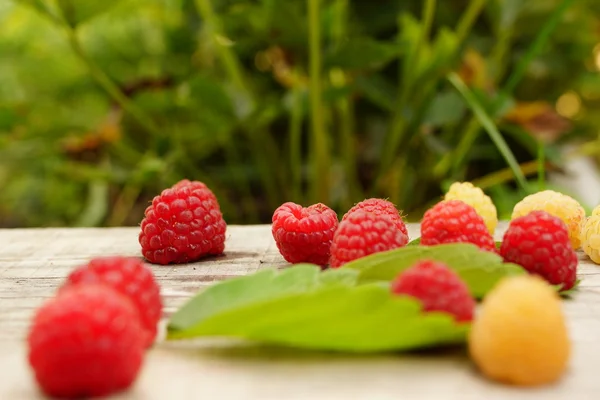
[61,256,162,347]
[500,210,578,291]
[329,211,409,268]
[139,179,227,265]
[271,202,339,266]
[27,284,145,398]
[342,198,408,237]
[391,259,475,322]
[420,200,497,252]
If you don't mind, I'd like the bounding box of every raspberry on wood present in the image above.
[500,210,578,291]
[329,211,409,268]
[390,259,475,322]
[581,212,600,264]
[271,202,339,266]
[27,284,145,398]
[342,198,408,237]
[444,181,498,235]
[511,190,585,249]
[62,256,163,347]
[420,200,497,252]
[469,275,570,386]
[139,179,227,265]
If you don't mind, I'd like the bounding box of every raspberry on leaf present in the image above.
[27,284,145,398]
[139,179,227,265]
[500,210,578,291]
[420,200,497,253]
[329,211,408,268]
[391,259,475,322]
[342,198,408,237]
[271,202,339,266]
[61,256,163,347]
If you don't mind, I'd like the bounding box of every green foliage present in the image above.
[1,0,599,227]
[342,243,526,298]
[167,265,469,352]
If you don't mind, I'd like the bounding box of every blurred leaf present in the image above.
[494,0,525,30]
[324,38,399,70]
[14,0,62,23]
[424,90,466,126]
[57,0,122,26]
[187,74,236,119]
[354,74,395,111]
[504,101,571,143]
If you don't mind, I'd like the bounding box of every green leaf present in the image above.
[447,72,530,193]
[167,265,468,352]
[407,237,421,246]
[424,90,466,126]
[343,243,526,299]
[324,38,399,70]
[57,0,121,26]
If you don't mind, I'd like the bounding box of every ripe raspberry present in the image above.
[61,256,163,347]
[444,181,498,234]
[420,200,497,252]
[390,260,475,322]
[500,210,577,291]
[469,275,570,386]
[139,179,227,265]
[511,190,585,249]
[329,211,409,268]
[580,212,600,264]
[271,202,339,266]
[27,284,145,398]
[342,198,408,237]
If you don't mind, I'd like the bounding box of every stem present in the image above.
[289,85,304,203]
[194,0,253,102]
[455,0,488,45]
[337,79,359,208]
[537,142,546,190]
[381,0,436,180]
[433,117,480,177]
[65,28,162,137]
[471,160,545,190]
[195,0,284,212]
[448,72,529,191]
[494,0,574,108]
[107,183,141,227]
[308,0,330,203]
[437,0,572,180]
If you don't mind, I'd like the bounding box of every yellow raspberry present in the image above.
[444,182,497,234]
[592,205,600,217]
[511,190,585,249]
[581,214,600,264]
[468,275,570,386]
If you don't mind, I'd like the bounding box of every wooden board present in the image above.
[1,223,600,399]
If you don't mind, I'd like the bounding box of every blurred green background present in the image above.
[1,0,599,227]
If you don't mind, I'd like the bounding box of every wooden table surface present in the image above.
[1,223,600,399]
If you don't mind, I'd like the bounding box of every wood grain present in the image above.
[1,223,600,399]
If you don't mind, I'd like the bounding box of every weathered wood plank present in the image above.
[1,223,600,399]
